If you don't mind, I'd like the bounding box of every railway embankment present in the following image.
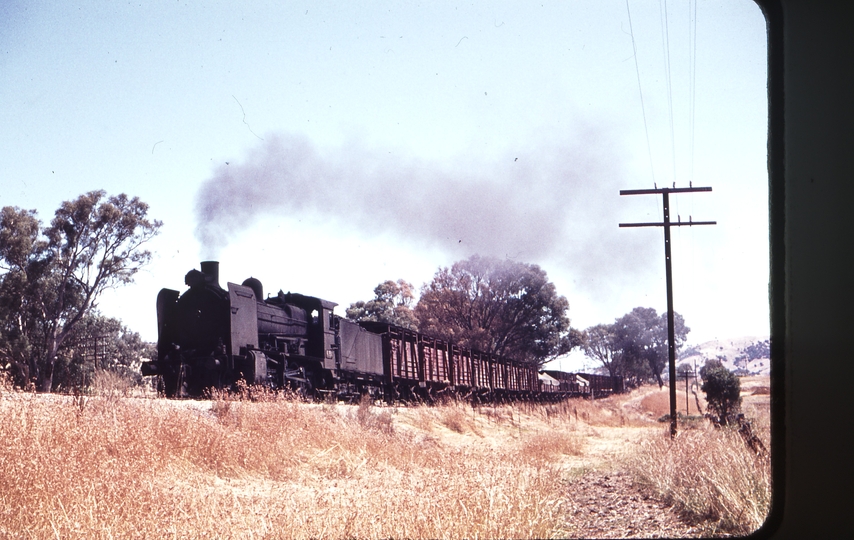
[0,377,770,538]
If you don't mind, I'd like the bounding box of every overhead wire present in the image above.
[624,0,706,320]
[686,0,699,310]
[658,0,681,230]
[660,0,677,189]
[625,0,661,221]
[689,0,698,187]
[625,0,656,189]
[627,0,700,227]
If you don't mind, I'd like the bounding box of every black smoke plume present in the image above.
[194,130,657,296]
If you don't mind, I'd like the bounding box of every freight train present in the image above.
[140,262,623,400]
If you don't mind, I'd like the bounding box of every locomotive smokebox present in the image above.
[200,261,220,287]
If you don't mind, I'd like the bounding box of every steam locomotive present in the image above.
[140,262,623,400]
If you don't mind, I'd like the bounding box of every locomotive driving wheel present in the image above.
[158,364,188,398]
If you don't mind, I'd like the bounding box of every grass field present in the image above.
[0,378,771,538]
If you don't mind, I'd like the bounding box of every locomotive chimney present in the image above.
[200,261,220,288]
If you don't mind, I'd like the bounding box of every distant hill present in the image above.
[678,336,771,376]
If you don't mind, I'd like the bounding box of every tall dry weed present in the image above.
[90,369,135,398]
[519,431,585,468]
[439,405,469,433]
[353,394,394,434]
[0,391,573,538]
[0,372,14,395]
[625,421,772,535]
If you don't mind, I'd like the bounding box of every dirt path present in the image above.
[555,385,708,537]
[556,426,701,537]
[561,471,700,538]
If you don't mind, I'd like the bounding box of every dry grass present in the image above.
[624,409,772,536]
[89,370,136,398]
[640,387,704,417]
[0,379,772,538]
[519,431,585,467]
[0,390,583,538]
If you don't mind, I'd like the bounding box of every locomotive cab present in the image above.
[267,291,337,370]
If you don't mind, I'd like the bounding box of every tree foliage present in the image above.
[581,307,689,387]
[346,279,419,331]
[742,339,770,360]
[414,255,575,366]
[613,307,689,388]
[699,358,724,380]
[51,313,156,391]
[0,191,161,391]
[701,363,742,426]
[581,323,620,377]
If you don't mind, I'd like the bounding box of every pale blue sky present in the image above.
[1,1,768,367]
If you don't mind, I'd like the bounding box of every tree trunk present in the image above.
[27,355,39,389]
[38,330,61,392]
[39,359,54,392]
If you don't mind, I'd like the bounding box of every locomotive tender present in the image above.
[141,262,622,400]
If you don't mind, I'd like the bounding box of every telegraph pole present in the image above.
[683,368,693,415]
[620,185,715,438]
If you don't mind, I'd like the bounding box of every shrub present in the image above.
[701,365,742,425]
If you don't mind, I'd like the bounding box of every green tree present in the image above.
[0,191,161,391]
[346,279,419,331]
[414,255,576,366]
[51,313,156,391]
[701,363,742,426]
[699,358,724,380]
[612,307,690,388]
[742,339,770,360]
[580,323,649,388]
[581,323,621,377]
[0,207,51,387]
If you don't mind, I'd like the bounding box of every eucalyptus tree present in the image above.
[580,307,690,387]
[0,191,161,391]
[414,255,578,367]
[346,279,420,331]
[612,307,690,388]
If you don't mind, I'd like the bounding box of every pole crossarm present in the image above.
[620,186,713,196]
[619,184,715,439]
[619,221,716,228]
